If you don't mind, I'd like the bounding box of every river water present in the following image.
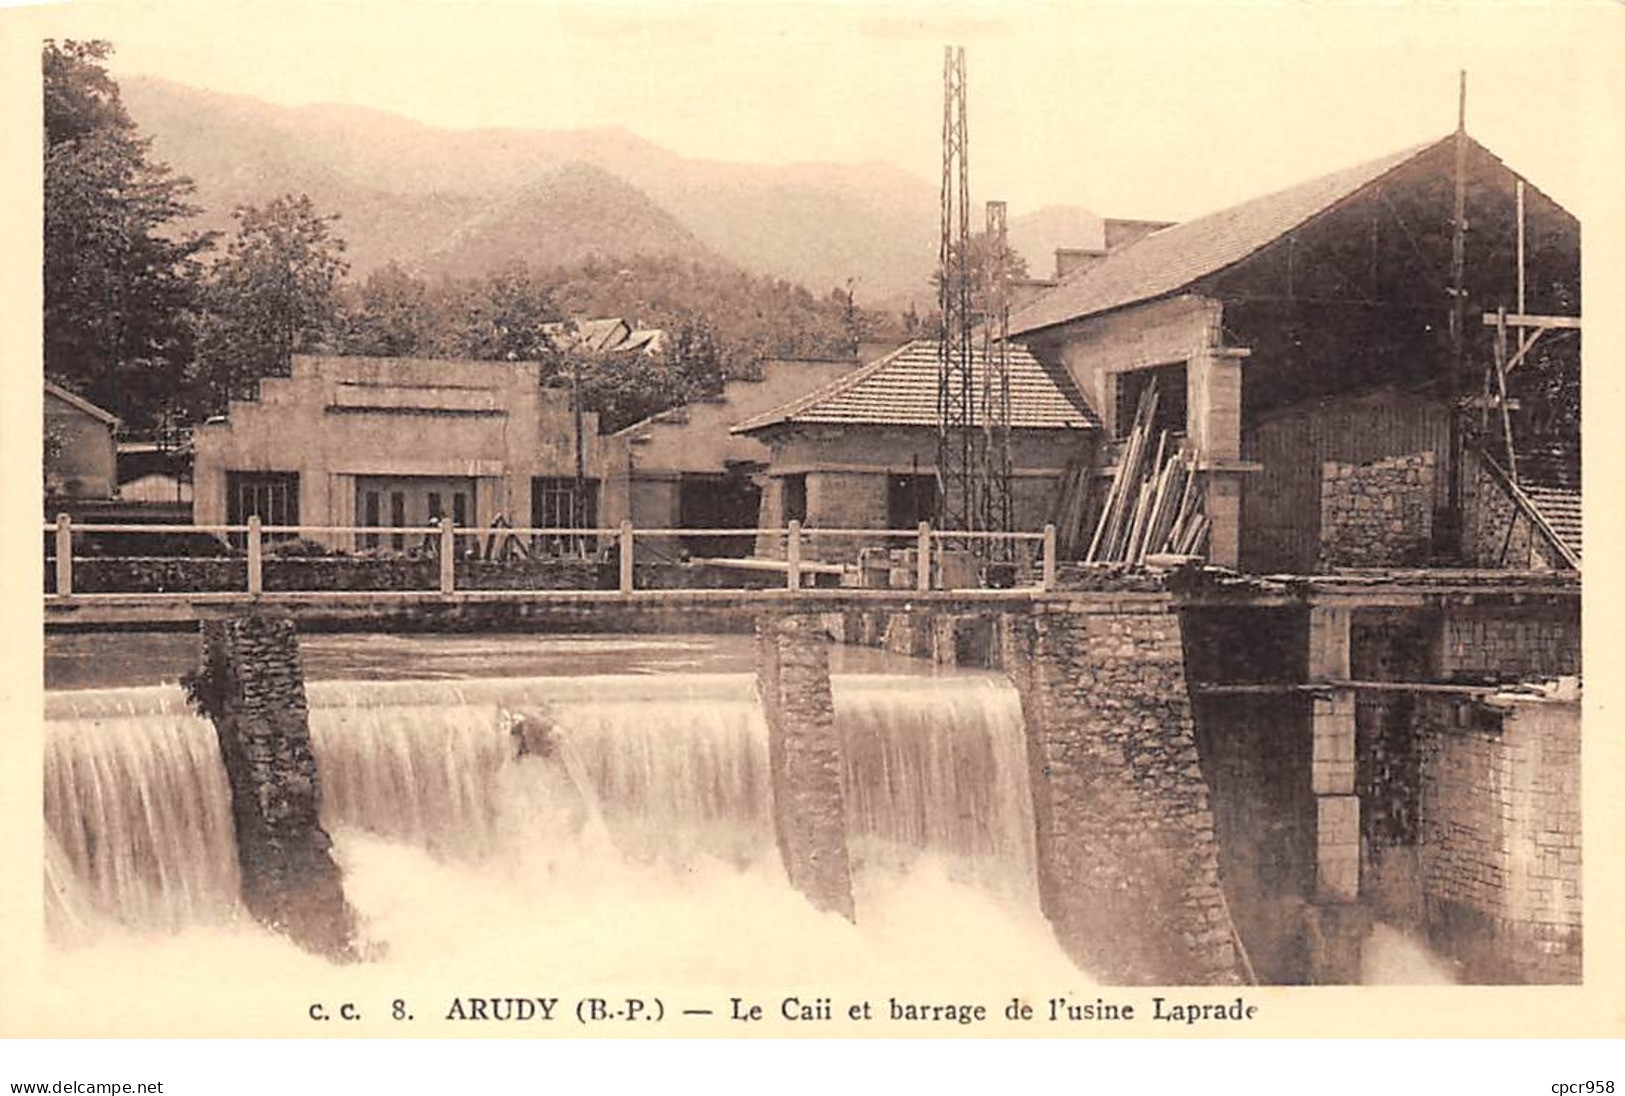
[42,631,1083,1025]
[41,631,1453,1015]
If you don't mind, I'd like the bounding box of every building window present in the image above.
[226,471,299,543]
[531,476,599,556]
[1115,362,1188,439]
[782,474,807,525]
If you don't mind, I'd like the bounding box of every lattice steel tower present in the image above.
[977,199,1014,540]
[936,45,975,533]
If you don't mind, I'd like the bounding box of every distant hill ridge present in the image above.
[119,74,1104,304]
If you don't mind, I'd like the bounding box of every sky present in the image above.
[9,0,1620,225]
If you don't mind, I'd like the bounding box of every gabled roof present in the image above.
[541,316,665,355]
[732,339,1100,434]
[1007,136,1451,336]
[44,380,119,426]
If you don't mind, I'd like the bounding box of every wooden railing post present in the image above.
[246,515,263,596]
[440,517,456,595]
[619,521,635,593]
[916,521,932,592]
[1042,523,1058,592]
[786,520,803,590]
[55,514,72,599]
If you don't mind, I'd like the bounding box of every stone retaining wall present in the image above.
[46,556,789,595]
[1005,604,1242,984]
[1417,694,1581,983]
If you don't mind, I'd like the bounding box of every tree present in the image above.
[336,261,431,357]
[43,40,213,430]
[450,263,564,365]
[926,228,1031,339]
[193,194,348,411]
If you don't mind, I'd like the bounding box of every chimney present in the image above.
[1103,218,1176,252]
[1008,278,1057,310]
[1054,247,1109,281]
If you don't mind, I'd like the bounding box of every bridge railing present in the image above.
[44,514,1058,599]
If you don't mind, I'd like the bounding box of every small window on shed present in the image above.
[1115,363,1188,439]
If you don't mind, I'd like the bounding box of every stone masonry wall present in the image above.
[189,615,355,959]
[754,615,854,919]
[1318,452,1435,569]
[1461,452,1569,571]
[1417,695,1581,983]
[47,556,799,595]
[1439,605,1580,680]
[1006,603,1241,984]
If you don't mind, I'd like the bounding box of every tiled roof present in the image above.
[1521,484,1581,562]
[732,339,1100,433]
[1007,136,1450,336]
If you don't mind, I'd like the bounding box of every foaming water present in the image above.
[308,675,774,867]
[43,668,1068,989]
[43,687,242,941]
[1360,922,1460,984]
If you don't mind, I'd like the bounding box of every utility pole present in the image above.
[1445,69,1469,553]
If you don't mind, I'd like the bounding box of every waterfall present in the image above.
[307,675,775,869]
[836,673,1038,905]
[43,687,242,938]
[43,669,1043,943]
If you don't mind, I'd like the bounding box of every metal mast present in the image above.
[936,45,975,533]
[978,200,1014,540]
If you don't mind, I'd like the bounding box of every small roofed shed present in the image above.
[1007,133,1579,572]
[732,339,1100,560]
[45,381,119,500]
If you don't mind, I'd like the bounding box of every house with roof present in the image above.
[731,339,1100,560]
[44,381,119,501]
[193,355,607,550]
[602,356,862,558]
[1006,131,1580,572]
[540,317,667,357]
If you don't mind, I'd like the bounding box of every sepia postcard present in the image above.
[2,0,1622,1050]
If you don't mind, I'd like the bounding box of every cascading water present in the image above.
[308,675,776,870]
[42,666,1046,950]
[835,673,1038,907]
[43,687,241,942]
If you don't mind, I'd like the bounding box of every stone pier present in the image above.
[1005,601,1242,985]
[754,615,855,919]
[186,614,356,959]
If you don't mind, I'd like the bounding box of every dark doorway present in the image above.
[887,473,939,530]
[679,473,762,558]
[781,474,807,525]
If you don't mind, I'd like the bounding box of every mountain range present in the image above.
[121,75,1105,307]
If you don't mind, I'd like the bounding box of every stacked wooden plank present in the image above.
[1049,438,1098,559]
[1086,382,1209,565]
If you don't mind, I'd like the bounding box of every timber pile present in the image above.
[1050,438,1098,558]
[1086,382,1208,565]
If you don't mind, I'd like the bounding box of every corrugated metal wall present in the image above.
[1241,390,1450,573]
